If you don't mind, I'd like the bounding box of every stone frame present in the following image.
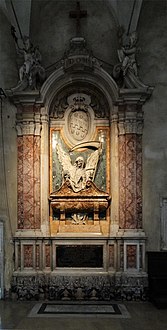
[160,198,167,250]
[8,43,153,300]
[0,221,4,299]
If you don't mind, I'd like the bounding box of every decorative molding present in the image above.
[50,87,109,120]
[11,273,148,301]
[62,37,101,72]
[118,119,143,135]
[16,121,42,136]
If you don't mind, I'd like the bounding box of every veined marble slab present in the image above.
[28,301,130,318]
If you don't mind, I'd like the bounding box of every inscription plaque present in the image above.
[56,245,103,268]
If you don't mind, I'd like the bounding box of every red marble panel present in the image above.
[36,244,40,269]
[120,244,124,270]
[119,135,126,228]
[18,244,21,269]
[45,244,51,268]
[23,136,34,228]
[119,134,142,229]
[127,245,137,269]
[33,136,40,228]
[136,135,142,228]
[24,245,33,268]
[109,245,115,268]
[17,135,41,229]
[139,244,143,269]
[125,134,136,229]
[17,137,24,228]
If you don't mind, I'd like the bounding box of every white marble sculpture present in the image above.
[57,141,102,192]
[18,36,45,89]
[118,31,138,77]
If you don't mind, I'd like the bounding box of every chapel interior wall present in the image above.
[0,0,167,293]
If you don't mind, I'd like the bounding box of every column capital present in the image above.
[118,118,143,135]
[16,112,42,136]
[116,108,144,135]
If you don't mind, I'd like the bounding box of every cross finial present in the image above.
[69,1,87,36]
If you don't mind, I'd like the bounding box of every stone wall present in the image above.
[0,8,18,293]
[30,0,118,73]
[0,0,167,294]
[138,0,167,251]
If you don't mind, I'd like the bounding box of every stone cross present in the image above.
[69,1,87,36]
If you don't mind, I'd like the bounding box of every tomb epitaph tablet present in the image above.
[56,245,103,268]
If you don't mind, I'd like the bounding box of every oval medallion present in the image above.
[68,110,89,141]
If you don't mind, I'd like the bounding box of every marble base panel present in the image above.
[11,273,148,301]
[28,301,130,318]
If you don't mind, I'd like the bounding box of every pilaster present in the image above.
[117,103,143,230]
[115,88,153,278]
[12,92,43,230]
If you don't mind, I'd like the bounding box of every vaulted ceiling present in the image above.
[0,0,143,38]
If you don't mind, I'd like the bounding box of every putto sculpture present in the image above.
[118,31,138,77]
[113,29,145,89]
[11,27,45,90]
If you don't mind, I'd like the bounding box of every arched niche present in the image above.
[40,66,119,116]
[39,64,119,237]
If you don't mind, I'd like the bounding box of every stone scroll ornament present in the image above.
[57,141,102,193]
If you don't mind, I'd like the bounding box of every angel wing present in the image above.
[85,149,100,182]
[56,143,73,180]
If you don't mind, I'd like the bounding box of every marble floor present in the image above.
[0,300,167,330]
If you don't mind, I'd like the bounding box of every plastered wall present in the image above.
[138,0,167,250]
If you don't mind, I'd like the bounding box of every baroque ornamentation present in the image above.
[11,274,148,301]
[64,93,95,145]
[51,96,68,119]
[50,181,110,223]
[62,37,100,71]
[11,33,45,91]
[56,141,102,192]
[71,213,87,225]
[118,119,143,135]
[50,87,109,120]
[113,30,149,89]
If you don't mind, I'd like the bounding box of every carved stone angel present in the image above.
[57,141,102,192]
[118,31,138,77]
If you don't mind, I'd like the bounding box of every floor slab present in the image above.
[0,300,167,330]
